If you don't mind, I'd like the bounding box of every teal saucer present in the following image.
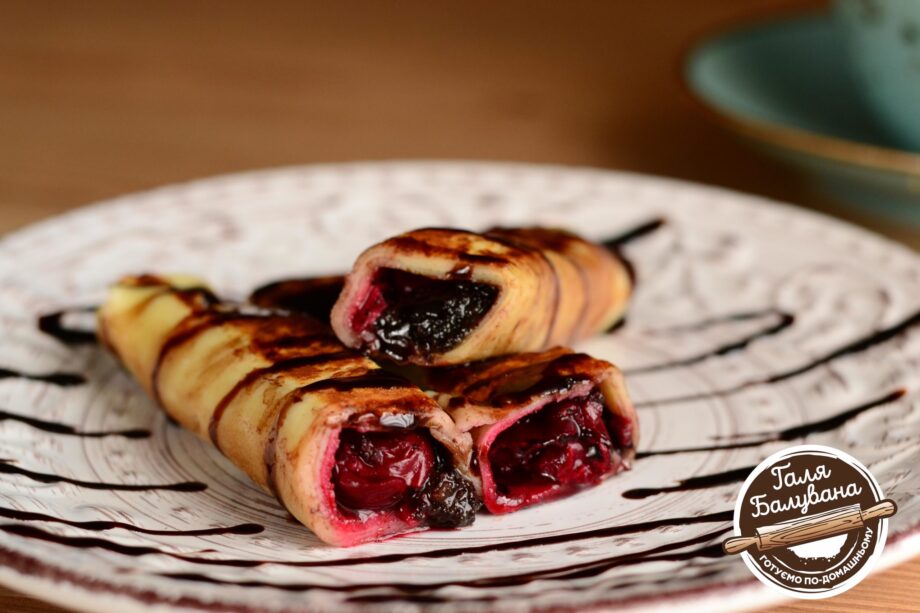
[685,12,920,223]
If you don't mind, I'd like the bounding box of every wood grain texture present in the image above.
[0,0,916,611]
[753,501,896,551]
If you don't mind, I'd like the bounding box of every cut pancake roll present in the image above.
[249,275,344,324]
[98,274,479,546]
[425,347,638,514]
[331,227,632,366]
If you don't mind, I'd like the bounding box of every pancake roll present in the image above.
[425,347,638,513]
[331,227,632,365]
[98,275,479,546]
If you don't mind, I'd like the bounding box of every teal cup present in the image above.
[834,0,920,152]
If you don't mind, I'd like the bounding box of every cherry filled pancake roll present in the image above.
[98,275,478,546]
[426,348,638,514]
[331,227,632,365]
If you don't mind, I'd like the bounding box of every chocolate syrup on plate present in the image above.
[0,509,732,570]
[0,408,150,439]
[637,389,905,458]
[601,218,667,250]
[636,309,920,407]
[0,505,261,536]
[0,368,86,387]
[625,311,795,374]
[0,459,206,492]
[36,307,98,345]
[621,466,756,500]
[152,527,729,595]
[13,217,915,604]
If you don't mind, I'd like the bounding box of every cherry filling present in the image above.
[352,268,498,362]
[333,428,480,527]
[487,390,619,507]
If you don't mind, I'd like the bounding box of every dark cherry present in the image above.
[333,428,481,527]
[488,390,615,502]
[355,268,498,361]
[419,468,480,528]
[334,429,434,512]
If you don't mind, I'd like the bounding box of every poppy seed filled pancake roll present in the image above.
[330,227,632,365]
[426,348,638,514]
[98,275,479,546]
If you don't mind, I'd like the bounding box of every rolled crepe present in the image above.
[331,227,632,365]
[425,348,638,514]
[98,275,478,546]
[249,275,344,324]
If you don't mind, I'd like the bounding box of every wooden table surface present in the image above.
[0,1,916,611]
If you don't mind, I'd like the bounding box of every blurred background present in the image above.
[0,0,917,611]
[6,0,917,247]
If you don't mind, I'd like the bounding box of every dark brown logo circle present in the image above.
[723,445,896,598]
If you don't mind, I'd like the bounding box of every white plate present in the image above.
[0,162,917,613]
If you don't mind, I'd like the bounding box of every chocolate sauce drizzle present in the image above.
[621,466,755,500]
[636,389,905,458]
[207,351,355,449]
[348,564,726,604]
[625,311,795,374]
[294,370,413,395]
[249,276,345,323]
[601,218,667,250]
[36,307,98,345]
[0,459,206,492]
[11,216,915,604]
[0,509,731,571]
[0,408,150,439]
[387,231,511,265]
[0,367,86,387]
[604,316,627,334]
[149,308,314,407]
[644,309,786,334]
[637,308,920,407]
[0,505,262,536]
[482,230,564,347]
[154,527,729,595]
[0,524,255,566]
[599,217,667,285]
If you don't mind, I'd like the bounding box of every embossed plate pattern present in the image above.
[0,162,917,612]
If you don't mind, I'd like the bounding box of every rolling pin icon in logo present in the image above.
[724,445,896,598]
[723,500,897,554]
